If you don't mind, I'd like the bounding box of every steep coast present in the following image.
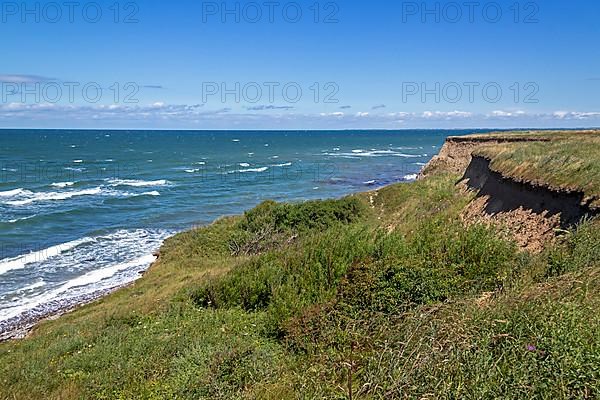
[1,130,599,399]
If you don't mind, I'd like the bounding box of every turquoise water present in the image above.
[0,129,481,332]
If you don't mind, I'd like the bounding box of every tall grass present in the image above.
[475,133,600,207]
[1,171,599,399]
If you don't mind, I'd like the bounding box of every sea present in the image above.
[0,129,486,335]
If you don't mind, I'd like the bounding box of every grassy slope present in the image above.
[1,132,599,399]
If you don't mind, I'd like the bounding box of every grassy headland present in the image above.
[1,131,599,399]
[474,131,600,207]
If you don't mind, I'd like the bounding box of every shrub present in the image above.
[228,197,366,255]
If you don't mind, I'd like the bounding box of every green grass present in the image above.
[474,131,600,207]
[1,133,600,399]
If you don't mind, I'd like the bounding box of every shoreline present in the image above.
[0,132,441,343]
[0,168,424,342]
[0,280,143,342]
[0,178,419,342]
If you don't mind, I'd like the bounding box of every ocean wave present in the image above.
[51,182,76,188]
[323,149,424,158]
[140,191,160,197]
[0,229,172,324]
[0,237,96,276]
[107,179,169,187]
[403,174,418,181]
[0,254,157,323]
[239,163,251,167]
[238,167,268,173]
[272,162,292,167]
[0,188,31,198]
[5,188,103,206]
[17,280,46,293]
[226,167,269,174]
[4,215,37,224]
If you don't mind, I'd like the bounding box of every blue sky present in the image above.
[0,0,599,129]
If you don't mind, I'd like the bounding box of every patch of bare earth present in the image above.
[461,191,560,253]
[418,140,481,179]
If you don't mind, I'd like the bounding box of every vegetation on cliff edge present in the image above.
[1,131,599,399]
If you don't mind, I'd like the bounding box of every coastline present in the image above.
[0,178,422,343]
[2,130,599,398]
[0,274,149,342]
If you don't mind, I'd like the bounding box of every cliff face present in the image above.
[418,136,549,180]
[421,135,598,251]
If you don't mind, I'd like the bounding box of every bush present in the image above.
[228,197,366,255]
[192,224,376,336]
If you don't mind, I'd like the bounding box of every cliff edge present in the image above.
[420,130,600,251]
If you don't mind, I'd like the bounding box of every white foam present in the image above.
[239,163,251,167]
[73,160,83,163]
[0,189,30,197]
[403,174,418,181]
[18,280,46,293]
[184,169,200,173]
[394,153,423,158]
[51,182,75,188]
[272,162,292,167]
[0,237,95,275]
[238,167,268,173]
[323,149,422,158]
[5,215,37,224]
[0,255,157,322]
[6,188,103,206]
[0,229,172,323]
[107,179,169,187]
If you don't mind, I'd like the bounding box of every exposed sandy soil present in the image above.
[420,135,596,252]
[461,192,561,253]
[418,135,550,180]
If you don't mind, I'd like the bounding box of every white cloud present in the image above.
[0,74,56,83]
[490,110,526,117]
[1,103,599,129]
[422,111,473,119]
